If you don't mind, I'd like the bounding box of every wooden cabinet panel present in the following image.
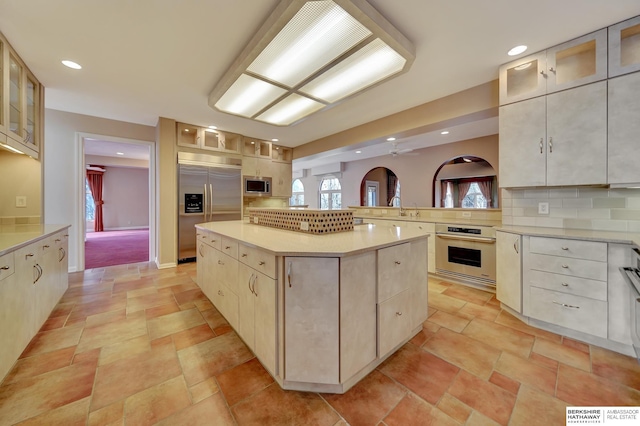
[529,236,607,261]
[237,263,256,351]
[253,268,277,376]
[378,289,412,357]
[238,244,276,279]
[284,257,339,384]
[609,15,640,77]
[527,253,607,282]
[499,51,547,105]
[408,239,429,328]
[496,231,522,312]
[527,269,607,301]
[608,72,640,185]
[377,242,411,302]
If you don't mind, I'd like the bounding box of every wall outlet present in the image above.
[15,196,27,208]
[300,221,309,231]
[462,211,471,218]
[253,216,259,224]
[538,202,550,215]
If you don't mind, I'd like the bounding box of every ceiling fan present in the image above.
[388,141,417,157]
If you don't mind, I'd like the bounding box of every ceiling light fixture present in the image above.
[440,130,449,135]
[271,138,279,142]
[116,152,124,156]
[355,150,362,154]
[209,0,415,126]
[463,157,472,163]
[208,125,217,130]
[61,60,82,69]
[507,45,527,56]
[386,137,396,141]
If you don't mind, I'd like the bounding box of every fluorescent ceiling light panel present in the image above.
[209,0,415,126]
[300,38,406,102]
[256,93,325,125]
[247,1,371,87]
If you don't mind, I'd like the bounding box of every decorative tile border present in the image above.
[248,208,354,234]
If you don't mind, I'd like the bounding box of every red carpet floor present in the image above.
[84,229,149,269]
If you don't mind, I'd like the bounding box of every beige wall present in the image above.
[156,117,177,268]
[101,166,149,230]
[44,109,155,271]
[0,150,41,219]
[298,135,498,209]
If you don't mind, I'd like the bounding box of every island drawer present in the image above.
[378,242,412,302]
[527,253,607,281]
[197,230,221,251]
[527,270,607,301]
[528,286,607,338]
[0,252,15,281]
[377,288,412,357]
[239,244,276,279]
[529,237,607,261]
[220,237,239,259]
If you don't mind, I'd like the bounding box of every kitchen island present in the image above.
[194,220,429,393]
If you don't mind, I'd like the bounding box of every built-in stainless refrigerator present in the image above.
[178,152,242,263]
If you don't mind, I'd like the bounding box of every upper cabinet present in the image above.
[270,144,292,163]
[243,138,271,158]
[0,33,43,159]
[499,29,607,105]
[609,15,640,77]
[176,122,242,154]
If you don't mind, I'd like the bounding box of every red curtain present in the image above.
[87,167,105,232]
[477,179,493,207]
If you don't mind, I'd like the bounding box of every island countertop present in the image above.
[0,224,71,256]
[195,220,429,257]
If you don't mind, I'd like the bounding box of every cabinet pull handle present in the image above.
[396,312,402,316]
[43,245,50,249]
[198,245,204,257]
[34,264,43,284]
[218,260,224,265]
[249,273,255,295]
[259,261,265,266]
[549,67,556,73]
[55,239,61,243]
[549,137,553,153]
[395,261,401,265]
[552,301,579,309]
[561,264,569,269]
[211,239,216,243]
[225,246,231,250]
[59,247,66,262]
[1,266,9,270]
[287,262,292,287]
[25,253,34,259]
[539,138,543,154]
[561,247,569,250]
[540,70,546,76]
[513,238,519,254]
[241,253,247,258]
[252,274,258,297]
[561,283,569,287]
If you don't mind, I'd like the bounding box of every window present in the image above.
[319,177,342,210]
[86,178,95,221]
[461,182,487,208]
[390,180,401,207]
[290,179,305,206]
[443,181,454,208]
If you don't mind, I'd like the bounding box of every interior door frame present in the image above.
[365,180,379,207]
[75,132,156,271]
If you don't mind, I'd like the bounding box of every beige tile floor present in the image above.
[1,261,639,425]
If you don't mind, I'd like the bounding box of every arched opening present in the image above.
[359,167,400,207]
[432,156,498,208]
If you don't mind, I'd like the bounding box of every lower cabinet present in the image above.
[496,231,522,312]
[0,229,70,382]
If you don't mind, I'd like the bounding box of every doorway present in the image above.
[76,133,156,271]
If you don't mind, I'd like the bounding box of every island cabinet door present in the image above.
[284,257,339,385]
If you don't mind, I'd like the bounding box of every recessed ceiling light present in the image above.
[250,141,255,144]
[507,45,527,56]
[463,157,472,163]
[61,60,82,69]
[387,137,396,141]
[271,138,279,142]
[355,150,362,154]
[116,152,124,156]
[440,130,449,135]
[208,125,217,129]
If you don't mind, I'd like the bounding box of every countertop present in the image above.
[0,224,71,256]
[355,215,502,228]
[496,225,640,247]
[195,220,430,257]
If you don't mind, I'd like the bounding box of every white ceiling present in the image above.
[1,0,638,166]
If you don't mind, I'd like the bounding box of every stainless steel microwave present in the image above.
[244,176,272,196]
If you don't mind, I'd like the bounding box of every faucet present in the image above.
[413,203,420,217]
[389,196,405,216]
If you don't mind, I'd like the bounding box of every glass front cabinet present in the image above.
[0,32,43,159]
[609,15,640,77]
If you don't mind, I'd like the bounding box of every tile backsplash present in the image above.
[0,216,41,225]
[501,187,640,232]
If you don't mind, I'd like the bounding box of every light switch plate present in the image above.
[538,202,550,215]
[15,196,27,208]
[300,221,309,231]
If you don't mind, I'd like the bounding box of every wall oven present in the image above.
[620,246,640,362]
[435,223,496,289]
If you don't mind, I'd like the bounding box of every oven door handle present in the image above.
[436,234,496,244]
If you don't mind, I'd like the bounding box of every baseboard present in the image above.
[156,260,177,270]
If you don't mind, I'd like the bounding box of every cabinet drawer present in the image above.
[527,253,607,281]
[0,252,15,281]
[378,242,411,302]
[529,237,607,261]
[238,244,276,279]
[197,230,222,250]
[527,270,607,301]
[214,283,238,330]
[378,289,413,357]
[529,286,607,338]
[220,237,238,259]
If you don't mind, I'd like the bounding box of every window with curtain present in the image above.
[86,179,95,221]
[319,177,342,210]
[290,179,305,206]
[441,177,493,208]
